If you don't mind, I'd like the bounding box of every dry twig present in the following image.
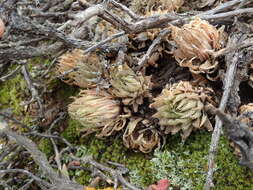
[204,22,253,189]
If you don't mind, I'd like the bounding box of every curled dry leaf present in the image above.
[171,17,225,76]
[150,81,214,140]
[123,118,161,153]
[96,116,128,138]
[0,18,5,38]
[57,49,103,88]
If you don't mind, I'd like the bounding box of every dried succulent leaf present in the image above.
[123,118,161,153]
[96,116,128,138]
[57,49,103,88]
[150,81,214,140]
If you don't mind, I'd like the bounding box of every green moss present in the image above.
[29,57,51,66]
[213,136,253,190]
[75,170,91,185]
[38,138,53,157]
[62,118,82,144]
[0,73,26,115]
[64,128,253,189]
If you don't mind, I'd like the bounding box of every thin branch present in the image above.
[0,122,85,190]
[0,169,52,188]
[21,64,44,119]
[71,155,142,190]
[109,0,144,21]
[19,179,35,190]
[0,65,21,82]
[0,37,47,48]
[84,31,126,54]
[199,8,253,21]
[198,0,248,15]
[136,28,170,70]
[204,30,240,190]
[0,128,60,183]
[206,105,253,172]
[213,41,253,58]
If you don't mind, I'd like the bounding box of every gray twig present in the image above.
[21,64,44,119]
[0,121,85,190]
[136,28,170,70]
[204,26,240,190]
[0,65,21,82]
[71,155,142,190]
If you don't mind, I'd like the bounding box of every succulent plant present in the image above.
[171,18,225,75]
[68,90,121,131]
[57,49,103,88]
[109,63,151,112]
[123,118,161,153]
[239,103,253,126]
[150,81,213,140]
[131,0,184,15]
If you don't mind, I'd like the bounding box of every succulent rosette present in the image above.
[171,18,225,76]
[109,63,151,112]
[68,90,121,131]
[57,49,103,88]
[150,81,213,140]
[238,103,253,127]
[131,0,184,15]
[123,118,161,153]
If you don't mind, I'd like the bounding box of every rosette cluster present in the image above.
[56,15,223,153]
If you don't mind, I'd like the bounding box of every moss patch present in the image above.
[38,138,54,157]
[61,125,253,189]
[213,136,253,190]
[62,118,82,144]
[0,73,26,115]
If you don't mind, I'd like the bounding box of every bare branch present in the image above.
[206,105,253,172]
[204,23,250,189]
[136,28,170,70]
[0,65,21,82]
[21,64,44,119]
[71,155,142,190]
[0,169,52,188]
[0,121,85,190]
